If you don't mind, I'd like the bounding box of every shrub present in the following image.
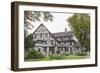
[75,52,87,56]
[64,53,69,56]
[25,49,45,60]
[49,54,66,60]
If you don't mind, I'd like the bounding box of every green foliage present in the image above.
[49,54,66,60]
[24,33,36,51]
[24,11,53,31]
[67,13,90,51]
[64,53,69,56]
[75,52,87,56]
[25,49,45,60]
[43,12,53,22]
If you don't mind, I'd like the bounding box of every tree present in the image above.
[24,33,36,51]
[67,13,90,51]
[24,11,53,33]
[24,34,45,60]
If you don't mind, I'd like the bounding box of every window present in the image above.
[68,37,72,39]
[45,33,48,37]
[51,40,54,45]
[70,42,72,45]
[38,48,41,52]
[58,47,60,51]
[44,47,47,52]
[61,48,63,51]
[37,40,43,44]
[65,48,68,51]
[34,34,37,38]
[58,42,61,45]
[40,33,42,38]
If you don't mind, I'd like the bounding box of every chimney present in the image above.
[65,28,67,32]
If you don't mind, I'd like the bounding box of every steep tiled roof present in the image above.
[53,31,73,37]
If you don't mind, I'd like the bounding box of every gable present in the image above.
[33,23,57,42]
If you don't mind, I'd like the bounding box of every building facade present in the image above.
[33,23,81,56]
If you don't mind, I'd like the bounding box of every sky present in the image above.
[28,12,73,33]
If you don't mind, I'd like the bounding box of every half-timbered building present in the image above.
[33,23,81,56]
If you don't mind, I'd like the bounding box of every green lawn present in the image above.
[25,54,89,62]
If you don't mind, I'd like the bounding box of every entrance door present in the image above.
[43,47,47,55]
[70,47,73,54]
[49,47,54,55]
[57,47,60,54]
